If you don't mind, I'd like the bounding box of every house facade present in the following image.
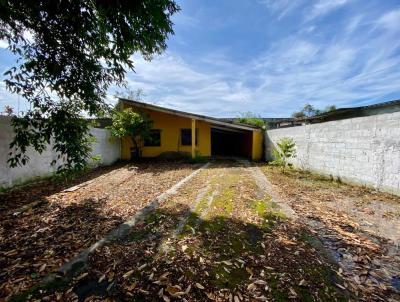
[119,99,263,161]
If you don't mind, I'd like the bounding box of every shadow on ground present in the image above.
[12,204,351,302]
[0,160,197,299]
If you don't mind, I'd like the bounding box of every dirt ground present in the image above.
[0,161,196,299]
[260,165,400,301]
[1,160,400,301]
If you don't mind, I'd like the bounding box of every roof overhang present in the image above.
[119,98,258,131]
[211,125,250,133]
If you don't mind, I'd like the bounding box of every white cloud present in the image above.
[172,12,199,28]
[345,15,363,34]
[1,1,399,118]
[120,26,400,117]
[0,40,8,49]
[121,3,400,118]
[376,9,400,31]
[257,0,305,20]
[3,37,399,117]
[123,53,255,116]
[307,0,350,20]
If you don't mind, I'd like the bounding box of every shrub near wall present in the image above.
[265,111,400,196]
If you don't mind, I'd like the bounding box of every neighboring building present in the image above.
[220,117,302,129]
[119,99,264,160]
[221,99,400,129]
[300,99,400,124]
[262,118,303,129]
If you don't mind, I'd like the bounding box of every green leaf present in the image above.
[2,0,180,172]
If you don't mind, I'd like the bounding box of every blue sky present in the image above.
[1,0,400,117]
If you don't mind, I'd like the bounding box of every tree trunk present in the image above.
[130,137,141,161]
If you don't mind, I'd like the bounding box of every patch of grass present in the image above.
[178,190,212,238]
[253,199,268,216]
[181,265,197,280]
[129,229,151,242]
[211,189,234,216]
[250,197,286,232]
[302,266,350,301]
[211,264,250,289]
[200,216,228,233]
[251,196,284,216]
[200,221,264,261]
[194,191,212,214]
[268,277,289,302]
[180,173,239,237]
[206,235,248,258]
[296,286,314,302]
[227,237,249,254]
[179,212,201,238]
[260,211,285,232]
[189,156,209,164]
[144,211,162,224]
[0,186,8,193]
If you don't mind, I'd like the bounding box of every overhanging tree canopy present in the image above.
[0,0,179,171]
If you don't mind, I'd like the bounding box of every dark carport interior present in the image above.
[211,127,252,158]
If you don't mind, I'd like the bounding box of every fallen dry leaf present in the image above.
[195,283,205,290]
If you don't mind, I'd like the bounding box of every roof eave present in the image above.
[119,98,259,131]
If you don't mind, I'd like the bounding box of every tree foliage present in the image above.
[292,103,336,118]
[0,0,179,171]
[270,137,296,171]
[108,108,153,159]
[324,105,337,112]
[117,88,146,102]
[235,112,267,129]
[3,105,14,116]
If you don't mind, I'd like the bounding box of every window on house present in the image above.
[181,128,198,146]
[144,129,161,146]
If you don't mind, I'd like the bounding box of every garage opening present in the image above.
[211,127,252,158]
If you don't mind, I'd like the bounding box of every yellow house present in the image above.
[119,98,264,161]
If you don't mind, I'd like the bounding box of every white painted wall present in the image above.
[0,116,120,188]
[265,111,400,195]
[90,127,121,166]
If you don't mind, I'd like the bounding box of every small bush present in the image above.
[189,151,209,164]
[270,137,296,171]
[235,112,267,129]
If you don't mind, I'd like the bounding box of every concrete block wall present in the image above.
[0,116,120,188]
[265,111,400,195]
